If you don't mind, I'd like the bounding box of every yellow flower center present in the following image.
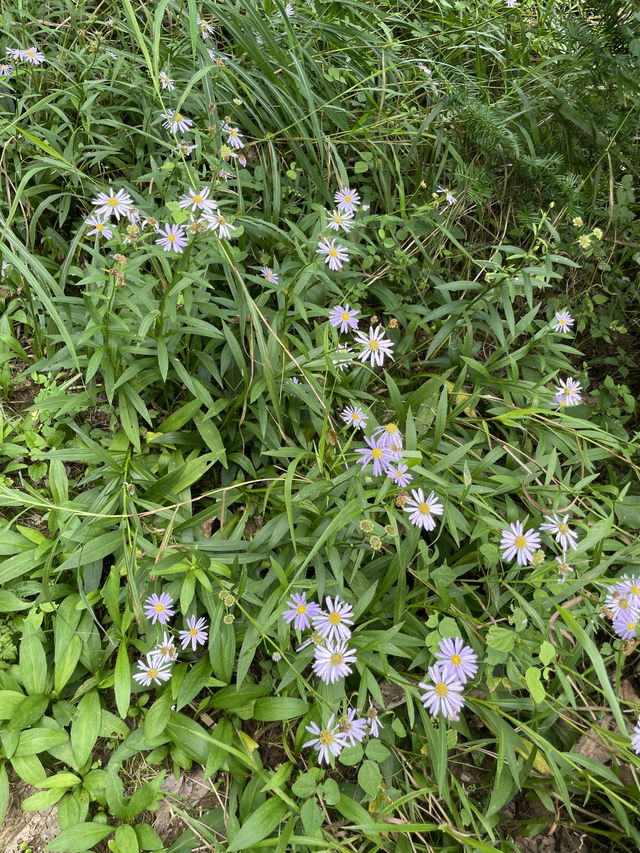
[451,654,461,666]
[631,585,639,595]
[328,612,341,626]
[435,682,448,697]
[341,312,350,321]
[329,248,337,257]
[372,448,383,459]
[334,214,343,223]
[296,604,307,614]
[330,653,343,666]
[628,622,635,632]
[369,340,379,350]
[217,216,226,225]
[96,223,104,232]
[559,318,566,324]
[155,603,164,612]
[514,536,527,549]
[193,194,203,204]
[419,503,431,514]
[344,195,351,203]
[168,234,176,242]
[230,128,237,136]
[385,424,398,434]
[175,113,182,122]
[396,469,402,477]
[319,730,334,746]
[107,197,119,207]
[558,523,569,534]
[620,598,630,610]
[559,400,567,407]
[351,413,359,421]
[26,50,35,57]
[189,627,198,637]
[148,668,158,679]
[563,387,572,396]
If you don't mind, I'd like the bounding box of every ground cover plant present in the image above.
[0,0,640,850]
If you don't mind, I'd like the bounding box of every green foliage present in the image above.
[0,0,639,850]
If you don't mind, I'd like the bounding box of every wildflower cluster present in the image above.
[419,636,479,721]
[602,575,640,641]
[133,592,208,687]
[500,513,579,582]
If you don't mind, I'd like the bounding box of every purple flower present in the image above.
[156,223,187,253]
[178,615,209,651]
[386,463,412,487]
[334,187,361,214]
[329,304,358,333]
[313,596,354,643]
[133,652,173,686]
[144,592,175,625]
[337,709,367,745]
[303,715,348,765]
[282,592,321,631]
[613,613,637,640]
[434,637,478,683]
[403,488,444,531]
[371,423,402,450]
[312,640,357,684]
[355,436,393,477]
[419,665,465,721]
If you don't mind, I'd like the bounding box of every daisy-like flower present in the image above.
[312,640,357,684]
[540,513,579,551]
[438,186,457,206]
[276,2,295,16]
[159,71,175,90]
[618,576,640,610]
[334,187,361,215]
[435,637,478,684]
[355,435,394,477]
[303,715,348,765]
[341,405,367,429]
[176,140,198,157]
[225,126,244,149]
[133,652,173,686]
[144,592,175,625]
[372,422,402,450]
[353,326,394,368]
[219,168,234,181]
[156,223,188,253]
[556,554,574,584]
[85,213,113,240]
[296,629,325,653]
[317,237,349,272]
[499,521,541,565]
[366,704,382,737]
[613,613,637,641]
[386,463,413,488]
[332,345,353,370]
[403,488,444,532]
[92,187,134,221]
[21,46,45,65]
[313,596,354,643]
[179,186,217,213]
[504,0,518,7]
[0,63,13,76]
[419,665,466,721]
[5,48,21,61]
[338,709,367,745]
[631,717,640,755]
[204,211,236,240]
[554,377,582,406]
[162,110,193,134]
[329,304,358,333]
[553,310,574,333]
[604,590,640,621]
[106,51,118,60]
[326,209,354,233]
[197,16,215,38]
[153,632,178,662]
[282,591,321,631]
[261,267,279,285]
[418,63,432,76]
[179,615,209,651]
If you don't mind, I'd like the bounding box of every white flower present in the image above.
[303,715,348,765]
[153,632,178,662]
[556,555,574,584]
[176,140,197,157]
[179,186,217,213]
[403,488,444,531]
[85,213,113,239]
[499,521,541,565]
[341,405,367,429]
[132,652,173,686]
[539,513,578,551]
[316,237,349,271]
[92,187,134,221]
[313,596,354,643]
[326,209,354,233]
[552,310,574,333]
[197,16,215,38]
[312,640,357,683]
[162,110,193,134]
[554,377,582,407]
[159,71,175,90]
[203,211,236,240]
[337,709,367,745]
[353,326,394,368]
[225,125,244,149]
[438,186,457,206]
[334,187,361,214]
[21,46,45,65]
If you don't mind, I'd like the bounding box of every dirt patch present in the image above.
[0,780,60,853]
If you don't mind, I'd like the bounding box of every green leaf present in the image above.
[291,772,317,798]
[486,626,516,652]
[45,822,114,852]
[115,824,140,853]
[0,590,31,611]
[15,728,68,756]
[19,623,47,695]
[71,690,101,768]
[539,641,555,666]
[144,691,172,742]
[0,763,9,825]
[524,667,545,704]
[253,697,308,722]
[134,823,164,851]
[22,788,67,810]
[358,760,382,798]
[226,797,288,851]
[115,642,131,719]
[33,772,81,789]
